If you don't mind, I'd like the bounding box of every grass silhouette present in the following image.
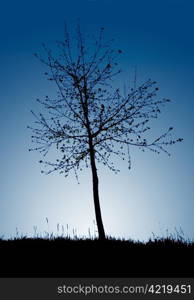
[0,229,193,277]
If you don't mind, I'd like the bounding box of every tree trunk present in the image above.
[89,142,106,240]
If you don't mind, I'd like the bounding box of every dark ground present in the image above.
[0,237,193,277]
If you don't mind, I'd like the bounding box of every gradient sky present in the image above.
[0,0,194,241]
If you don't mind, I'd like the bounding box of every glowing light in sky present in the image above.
[0,0,193,241]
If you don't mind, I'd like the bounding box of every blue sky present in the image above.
[0,0,194,240]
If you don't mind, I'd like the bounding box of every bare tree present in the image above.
[29,25,183,240]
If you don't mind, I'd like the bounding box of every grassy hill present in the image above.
[0,236,193,277]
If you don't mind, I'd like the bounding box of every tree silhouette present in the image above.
[29,25,183,240]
